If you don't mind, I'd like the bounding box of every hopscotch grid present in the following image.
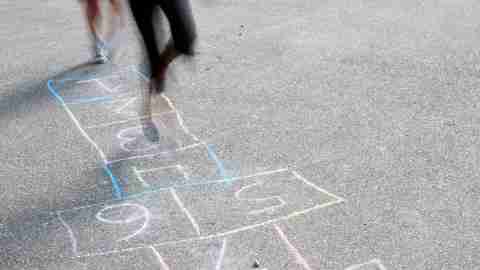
[70,199,344,258]
[50,68,347,264]
[169,188,201,236]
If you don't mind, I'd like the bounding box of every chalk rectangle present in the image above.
[57,191,199,256]
[106,143,233,196]
[65,97,147,128]
[172,169,344,236]
[52,69,141,104]
[84,112,199,164]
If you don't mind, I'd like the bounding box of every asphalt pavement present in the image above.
[0,0,479,269]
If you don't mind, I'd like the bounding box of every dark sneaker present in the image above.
[93,40,110,64]
[142,119,160,142]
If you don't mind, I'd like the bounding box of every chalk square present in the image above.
[49,69,138,104]
[84,113,199,164]
[88,69,141,96]
[65,97,146,128]
[107,143,232,196]
[57,191,199,256]
[173,169,344,236]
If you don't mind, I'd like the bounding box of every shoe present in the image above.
[142,119,160,143]
[93,40,110,64]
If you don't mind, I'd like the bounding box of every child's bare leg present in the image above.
[150,40,179,93]
[84,0,101,42]
[106,0,126,42]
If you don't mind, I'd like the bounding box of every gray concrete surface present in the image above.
[1,0,480,269]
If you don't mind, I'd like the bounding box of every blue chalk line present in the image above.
[47,79,124,200]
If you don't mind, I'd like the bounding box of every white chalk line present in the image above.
[292,171,346,203]
[57,168,289,213]
[150,246,171,270]
[49,81,109,163]
[96,80,115,93]
[111,97,137,115]
[132,66,150,82]
[106,142,204,164]
[56,211,79,256]
[215,238,227,270]
[345,258,387,270]
[71,199,344,259]
[63,93,135,106]
[274,224,313,270]
[170,188,201,236]
[85,112,174,129]
[71,66,135,83]
[176,164,191,180]
[170,108,200,142]
[76,78,117,94]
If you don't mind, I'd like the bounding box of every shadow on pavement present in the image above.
[0,62,127,270]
